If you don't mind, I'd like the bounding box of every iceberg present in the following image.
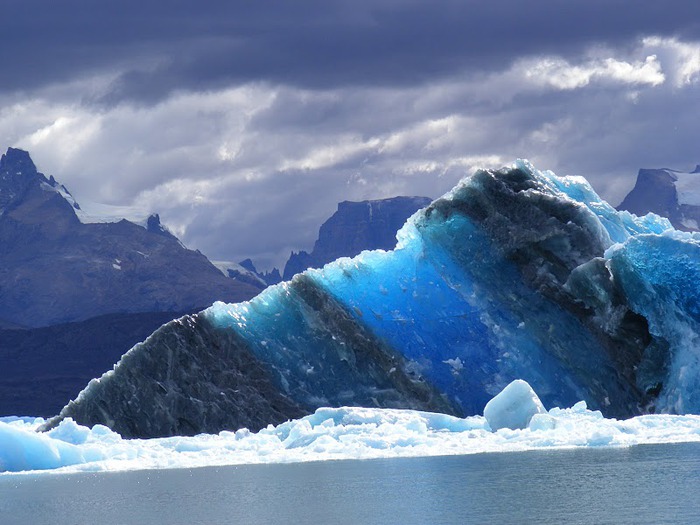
[483,379,546,431]
[45,160,700,438]
[4,381,700,474]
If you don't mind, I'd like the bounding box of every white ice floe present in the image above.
[483,379,547,431]
[2,380,700,475]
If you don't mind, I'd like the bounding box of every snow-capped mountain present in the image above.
[0,147,260,329]
[0,147,263,417]
[617,166,700,231]
[46,161,700,439]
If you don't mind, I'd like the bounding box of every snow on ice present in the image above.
[2,381,700,475]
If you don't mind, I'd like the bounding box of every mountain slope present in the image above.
[0,148,259,328]
[0,147,262,418]
[0,311,196,417]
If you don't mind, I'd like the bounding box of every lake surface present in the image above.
[2,442,700,524]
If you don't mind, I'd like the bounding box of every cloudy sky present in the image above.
[1,1,699,270]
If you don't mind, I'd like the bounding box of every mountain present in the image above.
[0,147,262,417]
[0,148,260,328]
[45,161,700,439]
[617,166,700,231]
[224,196,430,289]
[283,196,432,280]
[238,258,282,285]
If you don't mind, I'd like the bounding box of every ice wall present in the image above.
[46,160,700,438]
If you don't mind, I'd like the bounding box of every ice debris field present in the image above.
[2,380,700,475]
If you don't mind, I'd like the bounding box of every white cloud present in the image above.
[642,37,700,86]
[519,54,664,90]
[26,115,102,163]
[12,86,276,202]
[279,135,381,171]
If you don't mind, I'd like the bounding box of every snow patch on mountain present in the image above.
[40,178,152,227]
[672,170,700,207]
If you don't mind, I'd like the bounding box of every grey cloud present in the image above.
[17,55,700,268]
[2,1,700,103]
[178,169,347,270]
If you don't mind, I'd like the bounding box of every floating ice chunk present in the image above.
[0,420,87,472]
[484,379,547,431]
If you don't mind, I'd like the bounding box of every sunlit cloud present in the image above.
[519,55,664,90]
[642,37,700,86]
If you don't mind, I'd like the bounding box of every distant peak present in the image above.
[0,148,38,175]
[692,165,700,174]
[147,213,161,226]
[146,213,178,241]
[147,213,166,234]
[0,147,50,212]
[238,258,257,273]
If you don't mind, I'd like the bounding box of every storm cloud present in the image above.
[1,2,699,269]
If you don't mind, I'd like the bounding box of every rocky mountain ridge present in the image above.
[0,148,259,328]
[617,165,700,231]
[220,196,432,287]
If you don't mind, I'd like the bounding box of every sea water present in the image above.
[1,442,699,525]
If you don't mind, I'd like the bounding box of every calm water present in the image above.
[1,442,700,524]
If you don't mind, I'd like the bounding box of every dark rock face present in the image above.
[618,169,681,223]
[282,196,431,280]
[0,148,260,328]
[283,250,315,281]
[618,167,700,231]
[0,148,47,212]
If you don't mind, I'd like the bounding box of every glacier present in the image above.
[43,160,700,438]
